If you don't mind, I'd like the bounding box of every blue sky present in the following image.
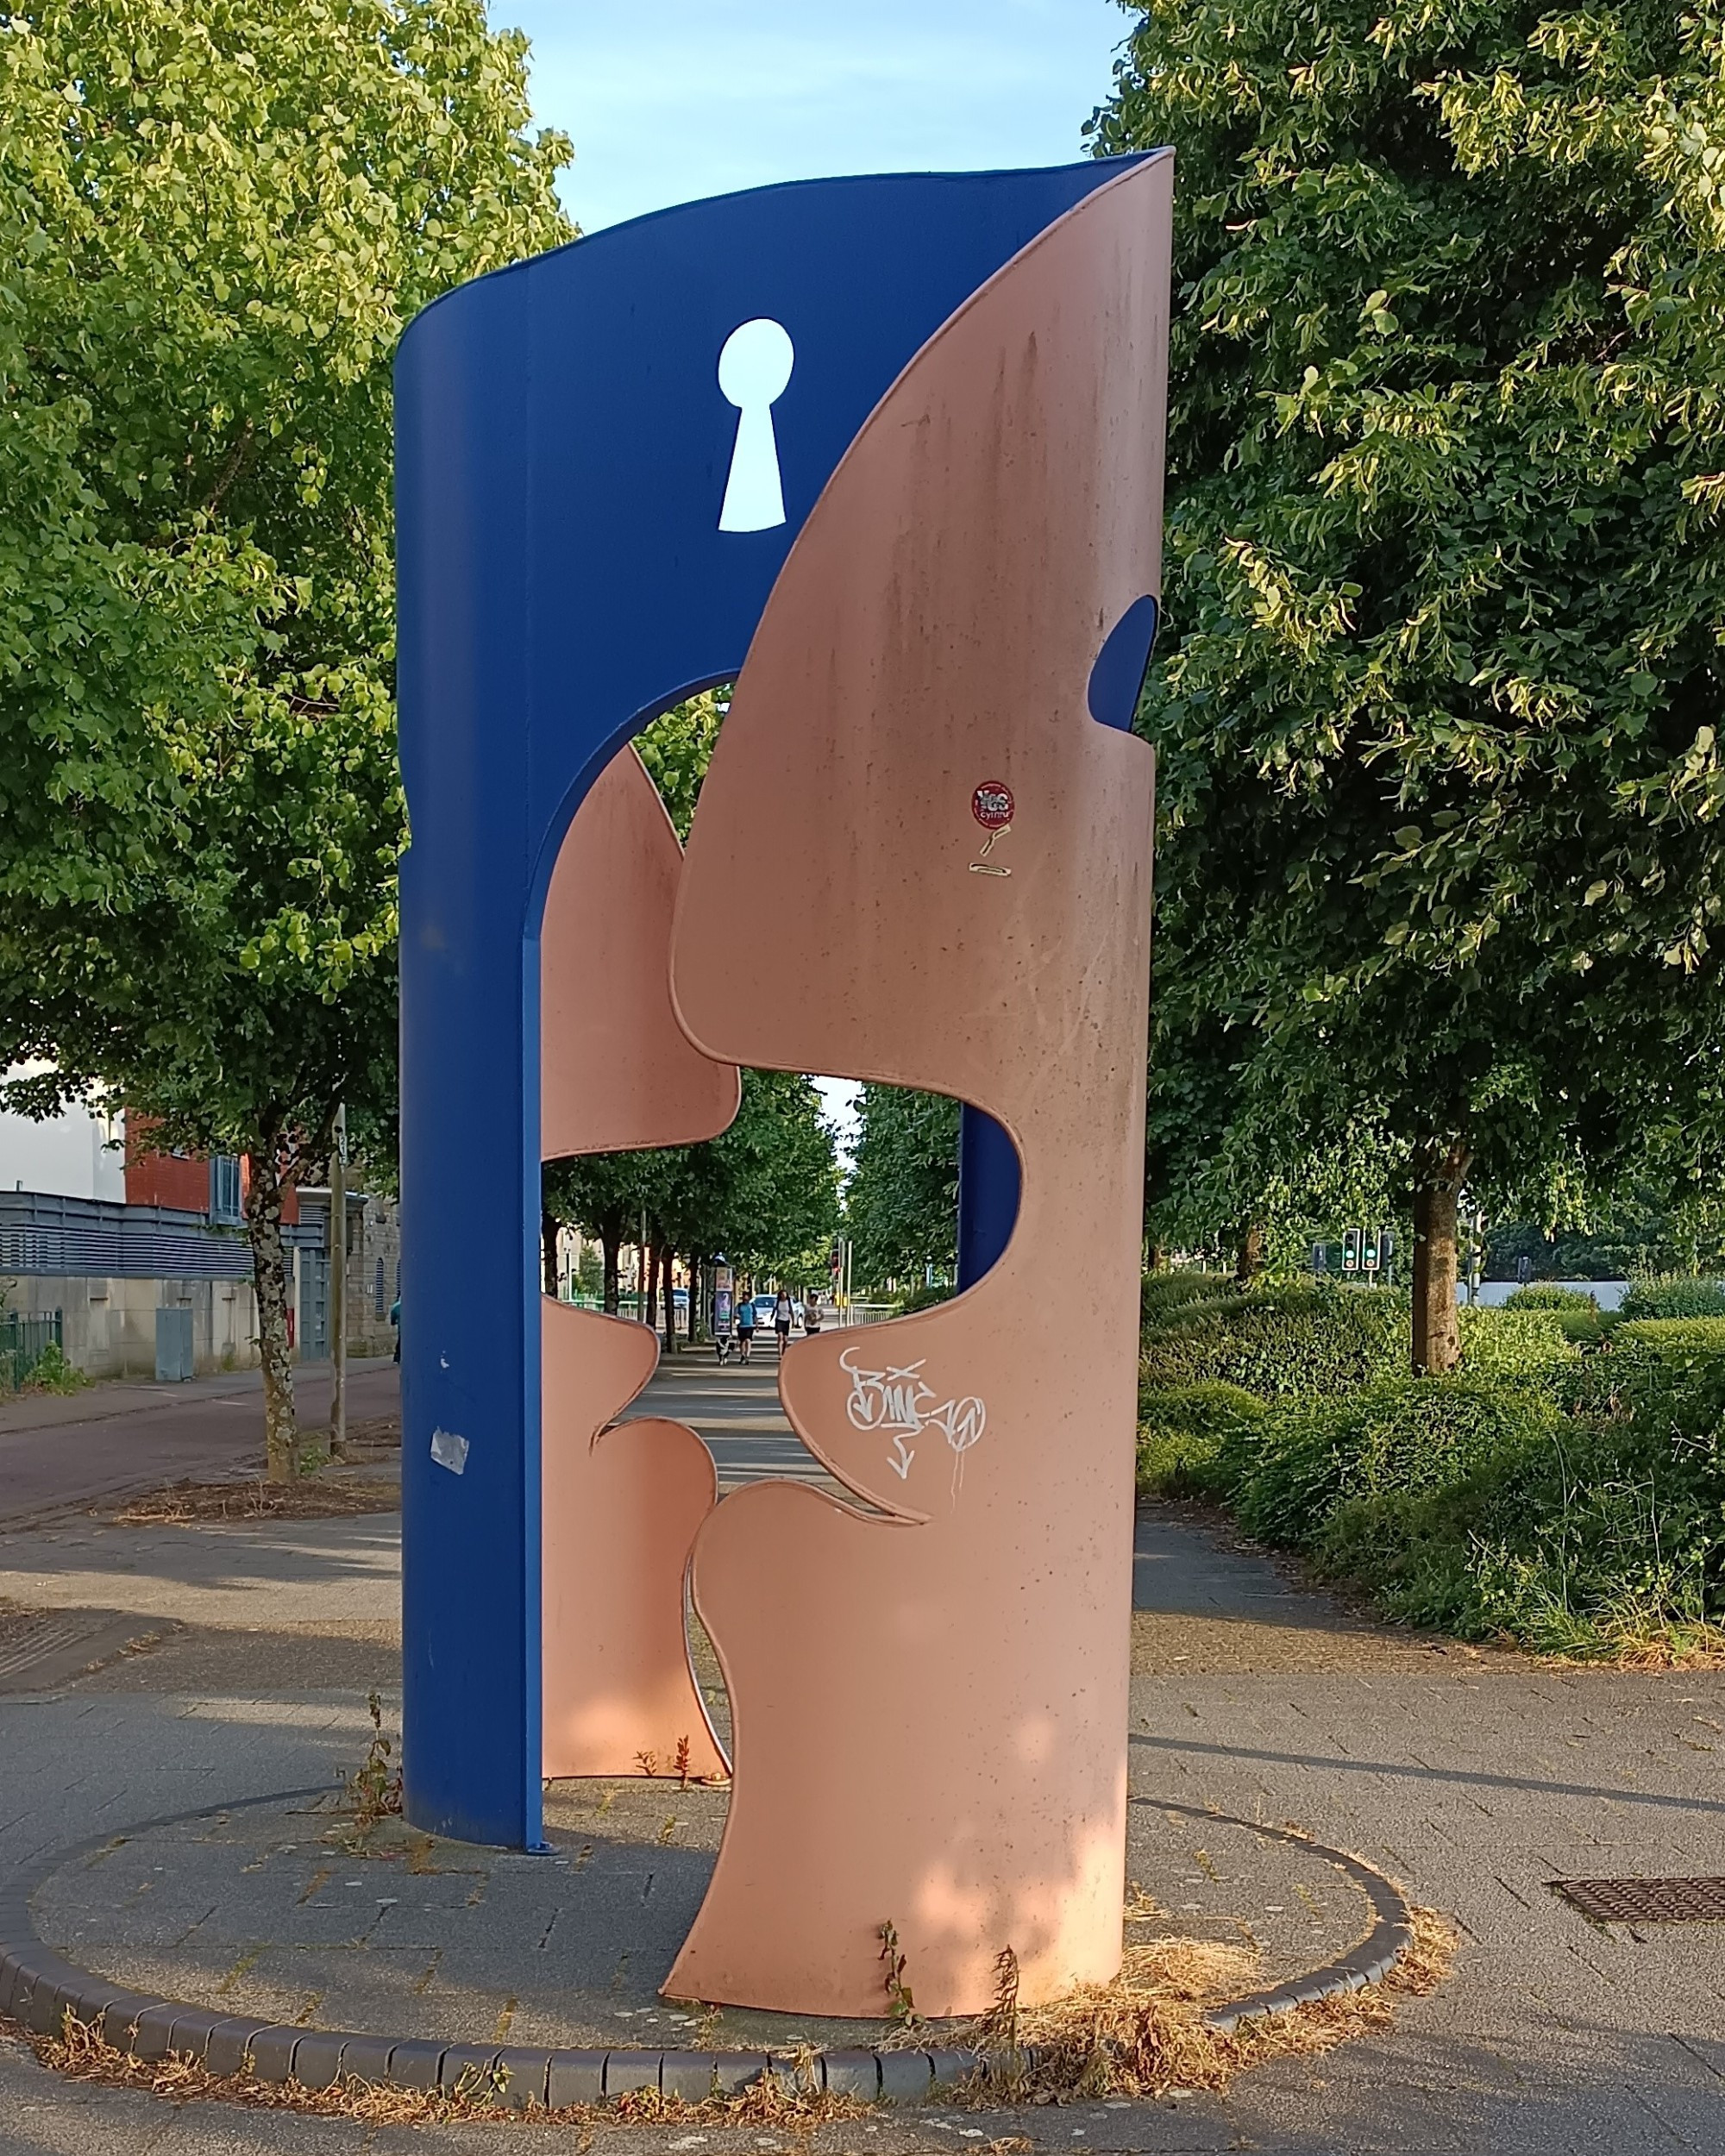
[500,1,1133,233]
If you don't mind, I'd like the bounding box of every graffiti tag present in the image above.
[840,1346,987,1495]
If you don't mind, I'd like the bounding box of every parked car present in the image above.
[753,1294,781,1330]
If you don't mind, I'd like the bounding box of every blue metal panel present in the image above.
[396,159,1148,1849]
[957,1106,1022,1292]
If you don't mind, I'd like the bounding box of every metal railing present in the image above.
[0,1310,63,1392]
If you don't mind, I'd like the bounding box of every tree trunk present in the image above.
[1234,1222,1266,1284]
[247,1144,300,1482]
[662,1247,676,1355]
[644,1243,658,1332]
[602,1229,620,1316]
[1411,1140,1472,1375]
[1145,1242,1164,1274]
[541,1206,560,1299]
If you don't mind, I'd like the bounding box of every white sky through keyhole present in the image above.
[718,317,794,531]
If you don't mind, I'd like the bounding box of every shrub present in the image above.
[898,1281,954,1313]
[23,1340,86,1395]
[1139,1270,1231,1323]
[1317,1409,1725,1656]
[1136,1382,1265,1500]
[1618,1275,1725,1321]
[1503,1284,1597,1312]
[1139,1282,1406,1400]
[1558,1317,1725,1441]
[1456,1305,1577,1380]
[1233,1376,1560,1549]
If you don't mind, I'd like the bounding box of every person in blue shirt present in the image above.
[733,1290,756,1364]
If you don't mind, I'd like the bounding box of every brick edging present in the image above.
[0,1789,1414,2104]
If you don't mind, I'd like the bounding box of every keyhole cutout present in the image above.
[718,318,794,533]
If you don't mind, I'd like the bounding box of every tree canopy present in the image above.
[545,1069,842,1308]
[1095,0,1725,1363]
[844,1085,960,1294]
[0,1,571,1467]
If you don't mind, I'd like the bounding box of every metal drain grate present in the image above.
[1552,1876,1725,1925]
[0,1610,108,1679]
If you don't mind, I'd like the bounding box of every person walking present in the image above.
[772,1287,794,1355]
[802,1291,823,1337]
[734,1291,756,1364]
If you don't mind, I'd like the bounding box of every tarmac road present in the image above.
[0,1358,400,1523]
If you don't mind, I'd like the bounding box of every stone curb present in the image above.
[1135,1798,1416,2034]
[0,1788,1415,2103]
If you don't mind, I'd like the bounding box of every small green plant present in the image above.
[24,1340,87,1395]
[878,1920,919,2029]
[344,1690,404,1831]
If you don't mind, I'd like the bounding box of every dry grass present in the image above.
[23,2014,869,2131]
[946,1903,1459,2104]
[110,1472,398,1525]
[1559,1623,1725,1671]
[17,1910,1460,2122]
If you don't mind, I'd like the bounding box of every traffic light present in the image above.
[1362,1229,1381,1274]
[1342,1227,1362,1274]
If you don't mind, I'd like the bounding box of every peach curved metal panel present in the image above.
[541,741,735,1782]
[666,154,1172,2015]
[542,744,739,1161]
[541,1304,726,1778]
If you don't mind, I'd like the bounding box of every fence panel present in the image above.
[0,1310,63,1393]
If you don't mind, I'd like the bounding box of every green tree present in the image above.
[545,1071,841,1325]
[1095,0,1725,1370]
[0,2,570,1473]
[543,1151,663,1315]
[636,690,729,841]
[844,1085,960,1293]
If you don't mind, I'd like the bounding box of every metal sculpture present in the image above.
[394,152,1167,1895]
[665,154,1171,2015]
[540,743,735,1782]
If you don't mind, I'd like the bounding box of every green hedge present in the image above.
[1136,1382,1265,1500]
[1503,1284,1597,1312]
[1133,1278,1725,1659]
[1316,1406,1725,1655]
[1456,1305,1577,1379]
[1139,1270,1232,1323]
[1139,1282,1406,1400]
[1138,1282,1573,1401]
[1557,1316,1725,1438]
[1233,1376,1559,1548]
[1618,1275,1725,1321]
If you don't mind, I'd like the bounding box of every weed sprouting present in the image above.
[343,1692,403,1832]
[878,1920,919,2030]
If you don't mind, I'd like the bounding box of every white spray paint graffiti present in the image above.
[840,1347,987,1497]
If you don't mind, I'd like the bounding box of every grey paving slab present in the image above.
[2,1463,1722,2153]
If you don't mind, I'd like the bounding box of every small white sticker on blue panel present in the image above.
[430,1428,469,1476]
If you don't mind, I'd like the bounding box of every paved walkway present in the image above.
[0,1359,400,1523]
[0,1351,1722,2151]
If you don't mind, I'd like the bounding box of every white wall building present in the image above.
[0,1064,124,1202]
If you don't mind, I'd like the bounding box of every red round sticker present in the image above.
[972,780,1013,831]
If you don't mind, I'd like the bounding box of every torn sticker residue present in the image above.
[430,1427,469,1476]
